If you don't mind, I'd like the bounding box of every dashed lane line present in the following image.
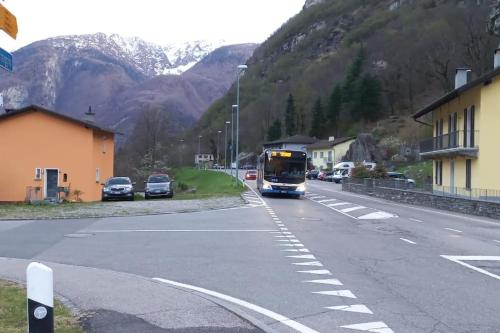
[340,321,394,333]
[408,218,424,223]
[313,290,357,299]
[304,279,343,286]
[326,305,374,315]
[341,206,366,213]
[400,238,417,245]
[292,261,324,267]
[445,228,463,233]
[153,278,320,333]
[297,269,332,275]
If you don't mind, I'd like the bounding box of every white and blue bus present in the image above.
[257,149,307,198]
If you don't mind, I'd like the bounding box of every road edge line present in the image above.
[153,277,319,333]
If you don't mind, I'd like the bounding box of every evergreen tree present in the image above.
[267,119,282,141]
[328,85,343,136]
[285,93,297,136]
[355,74,383,121]
[309,98,325,138]
[343,49,365,104]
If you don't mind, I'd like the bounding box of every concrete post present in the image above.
[27,262,54,333]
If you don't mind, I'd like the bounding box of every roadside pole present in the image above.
[27,262,54,333]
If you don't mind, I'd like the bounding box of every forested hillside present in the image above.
[195,0,499,155]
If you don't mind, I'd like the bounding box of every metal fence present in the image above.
[345,178,500,203]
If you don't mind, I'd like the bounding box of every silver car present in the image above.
[145,174,174,199]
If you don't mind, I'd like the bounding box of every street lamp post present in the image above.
[217,130,222,167]
[197,135,202,169]
[235,64,248,182]
[224,121,230,170]
[231,105,237,178]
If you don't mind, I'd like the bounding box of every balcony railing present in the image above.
[420,130,479,157]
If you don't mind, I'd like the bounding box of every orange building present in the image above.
[0,105,115,202]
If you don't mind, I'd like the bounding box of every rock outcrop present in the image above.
[343,134,383,163]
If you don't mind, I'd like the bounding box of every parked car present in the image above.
[245,170,257,180]
[324,171,335,182]
[145,174,174,199]
[102,177,135,201]
[387,172,416,187]
[317,171,327,181]
[332,169,349,183]
[306,170,319,180]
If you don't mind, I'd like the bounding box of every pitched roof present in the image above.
[0,105,118,134]
[413,67,500,119]
[263,134,317,145]
[307,136,356,150]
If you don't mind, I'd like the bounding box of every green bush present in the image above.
[351,164,371,179]
[370,164,388,179]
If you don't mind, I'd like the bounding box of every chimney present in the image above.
[328,136,335,143]
[495,49,500,69]
[455,68,471,89]
[84,105,95,123]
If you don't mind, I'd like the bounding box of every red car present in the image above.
[245,170,257,180]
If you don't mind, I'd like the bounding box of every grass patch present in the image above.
[0,280,82,333]
[395,161,433,187]
[171,168,245,200]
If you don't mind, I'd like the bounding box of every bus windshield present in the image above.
[264,157,306,184]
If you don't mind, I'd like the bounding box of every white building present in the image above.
[194,154,214,168]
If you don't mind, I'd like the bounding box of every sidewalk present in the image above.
[0,258,264,333]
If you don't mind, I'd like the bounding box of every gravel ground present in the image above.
[0,196,245,220]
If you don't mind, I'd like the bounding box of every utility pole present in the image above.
[235,64,248,183]
[224,121,230,170]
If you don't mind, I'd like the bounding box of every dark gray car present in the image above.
[145,174,174,199]
[102,177,135,201]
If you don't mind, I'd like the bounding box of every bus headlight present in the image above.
[296,184,306,192]
[263,182,272,190]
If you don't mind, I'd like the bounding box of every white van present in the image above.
[332,161,377,183]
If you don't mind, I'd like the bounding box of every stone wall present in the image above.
[342,180,500,220]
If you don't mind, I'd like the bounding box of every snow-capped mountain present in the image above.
[41,33,226,77]
[0,33,257,140]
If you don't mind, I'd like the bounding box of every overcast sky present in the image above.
[0,0,305,51]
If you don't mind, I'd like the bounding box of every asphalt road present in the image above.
[1,177,499,332]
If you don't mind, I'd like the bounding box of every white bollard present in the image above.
[27,262,54,333]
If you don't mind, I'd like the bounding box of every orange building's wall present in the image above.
[91,130,115,200]
[0,110,115,202]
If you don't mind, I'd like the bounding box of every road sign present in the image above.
[0,47,12,72]
[0,3,18,39]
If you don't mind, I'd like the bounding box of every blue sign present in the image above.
[0,47,13,72]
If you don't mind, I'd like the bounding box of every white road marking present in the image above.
[341,206,366,213]
[408,218,424,223]
[358,212,396,220]
[304,279,343,286]
[153,278,319,333]
[274,235,296,238]
[307,182,499,226]
[444,228,463,233]
[441,255,500,281]
[282,232,293,235]
[287,255,316,260]
[292,261,323,267]
[326,304,373,314]
[280,228,289,231]
[310,196,326,200]
[317,199,337,203]
[494,240,500,243]
[329,202,350,207]
[277,239,300,243]
[400,238,417,245]
[341,321,394,333]
[89,229,277,233]
[313,290,357,298]
[282,249,310,253]
[297,269,332,275]
[278,244,304,247]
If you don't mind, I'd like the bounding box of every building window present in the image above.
[63,173,68,182]
[466,159,472,190]
[314,152,317,158]
[34,168,42,180]
[435,160,443,185]
[96,168,100,183]
[320,152,324,158]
